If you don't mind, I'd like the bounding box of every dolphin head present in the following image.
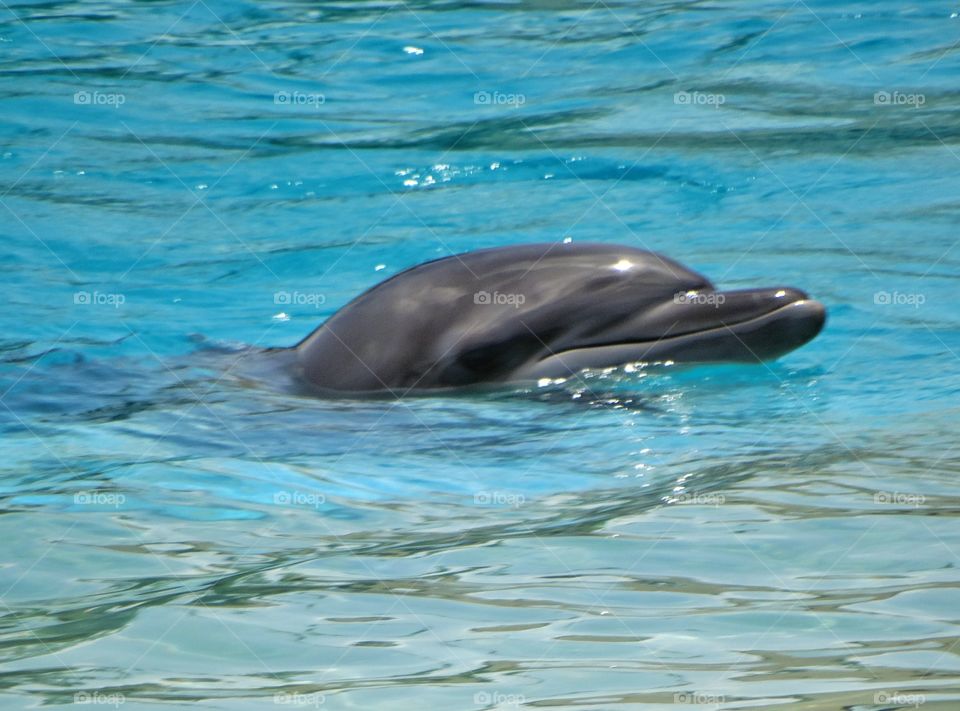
[294,243,826,394]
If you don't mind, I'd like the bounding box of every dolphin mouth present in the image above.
[515,291,827,380]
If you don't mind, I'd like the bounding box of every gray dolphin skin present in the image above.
[291,242,826,395]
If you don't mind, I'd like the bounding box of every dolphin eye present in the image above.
[440,332,547,386]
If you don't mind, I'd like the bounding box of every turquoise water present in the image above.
[2,0,960,708]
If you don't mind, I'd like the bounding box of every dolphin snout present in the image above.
[717,292,827,362]
[771,297,827,346]
[710,286,810,319]
[638,286,827,363]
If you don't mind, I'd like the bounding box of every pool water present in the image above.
[2,1,960,708]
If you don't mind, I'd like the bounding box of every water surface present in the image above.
[2,1,960,709]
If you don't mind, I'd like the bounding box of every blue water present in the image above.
[2,1,960,708]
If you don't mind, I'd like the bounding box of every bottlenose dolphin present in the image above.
[289,242,826,395]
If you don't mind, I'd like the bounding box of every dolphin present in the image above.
[288,242,826,395]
